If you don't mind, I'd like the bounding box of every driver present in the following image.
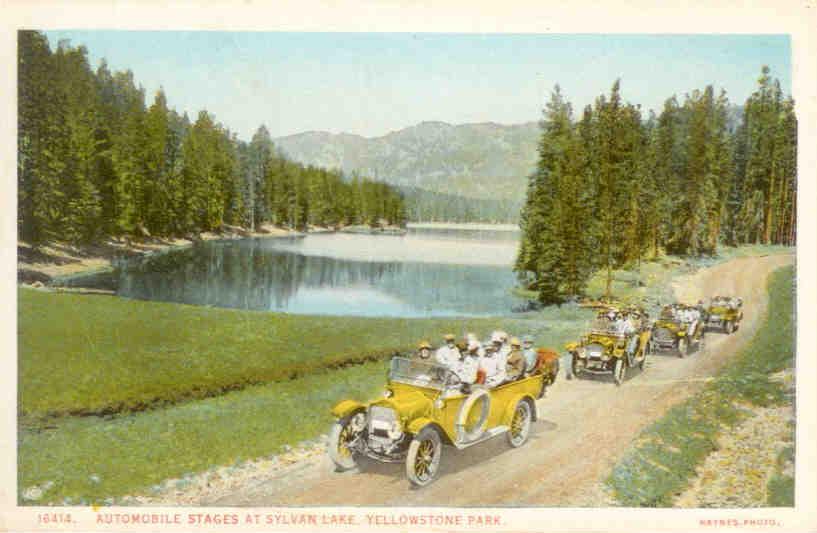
[435,334,461,368]
[686,305,700,336]
[413,340,433,362]
[619,312,639,356]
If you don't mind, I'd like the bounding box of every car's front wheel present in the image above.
[406,426,443,487]
[613,358,625,386]
[568,354,582,380]
[677,337,688,358]
[507,400,532,448]
[725,320,734,334]
[328,414,362,472]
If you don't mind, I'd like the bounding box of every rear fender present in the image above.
[330,400,366,419]
[502,394,538,425]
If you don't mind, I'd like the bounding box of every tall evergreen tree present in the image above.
[516,86,573,303]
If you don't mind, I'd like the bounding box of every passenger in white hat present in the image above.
[480,337,506,387]
[456,339,484,385]
[435,333,461,368]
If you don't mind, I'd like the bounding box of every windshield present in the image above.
[590,317,620,334]
[389,357,453,390]
[659,308,680,321]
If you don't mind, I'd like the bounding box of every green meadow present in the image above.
[19,288,559,419]
[17,288,592,504]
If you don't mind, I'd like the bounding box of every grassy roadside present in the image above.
[19,360,388,505]
[20,288,565,419]
[18,300,591,505]
[606,265,795,507]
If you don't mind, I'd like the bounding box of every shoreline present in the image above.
[17,225,311,286]
[407,222,520,232]
[17,223,494,286]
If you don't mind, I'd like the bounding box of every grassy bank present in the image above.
[22,288,568,418]
[19,361,387,505]
[18,293,592,505]
[606,265,795,507]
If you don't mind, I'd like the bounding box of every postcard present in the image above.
[2,1,816,532]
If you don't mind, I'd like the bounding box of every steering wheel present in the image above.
[446,372,462,387]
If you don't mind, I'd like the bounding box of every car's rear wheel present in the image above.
[677,337,688,358]
[613,358,625,386]
[725,321,734,334]
[507,400,532,447]
[406,426,442,487]
[328,414,362,471]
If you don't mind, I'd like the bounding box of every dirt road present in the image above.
[207,254,793,507]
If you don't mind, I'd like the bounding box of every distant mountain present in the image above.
[274,121,540,203]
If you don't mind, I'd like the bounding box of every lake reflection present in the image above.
[116,229,521,317]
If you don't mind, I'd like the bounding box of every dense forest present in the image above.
[516,68,797,303]
[17,31,406,245]
[400,186,522,224]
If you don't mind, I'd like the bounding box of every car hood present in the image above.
[372,384,433,421]
[655,320,682,331]
[586,334,620,349]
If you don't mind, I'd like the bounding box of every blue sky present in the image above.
[44,32,791,141]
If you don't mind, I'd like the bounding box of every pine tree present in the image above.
[18,31,60,243]
[143,89,170,234]
[247,126,274,230]
[594,80,631,297]
[515,86,572,303]
[110,71,148,235]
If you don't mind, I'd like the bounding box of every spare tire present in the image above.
[455,388,491,444]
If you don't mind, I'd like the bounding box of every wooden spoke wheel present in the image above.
[507,400,532,448]
[406,427,442,487]
[613,358,625,386]
[328,415,362,471]
[677,337,688,358]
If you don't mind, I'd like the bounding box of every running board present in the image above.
[453,426,508,450]
[578,368,613,375]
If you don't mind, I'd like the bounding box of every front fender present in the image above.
[330,399,366,419]
[502,393,538,425]
[406,417,437,436]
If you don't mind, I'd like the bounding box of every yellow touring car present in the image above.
[705,296,743,334]
[565,312,651,385]
[328,356,545,487]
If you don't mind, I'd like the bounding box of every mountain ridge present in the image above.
[273,120,541,204]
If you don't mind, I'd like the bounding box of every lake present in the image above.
[114,226,523,317]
